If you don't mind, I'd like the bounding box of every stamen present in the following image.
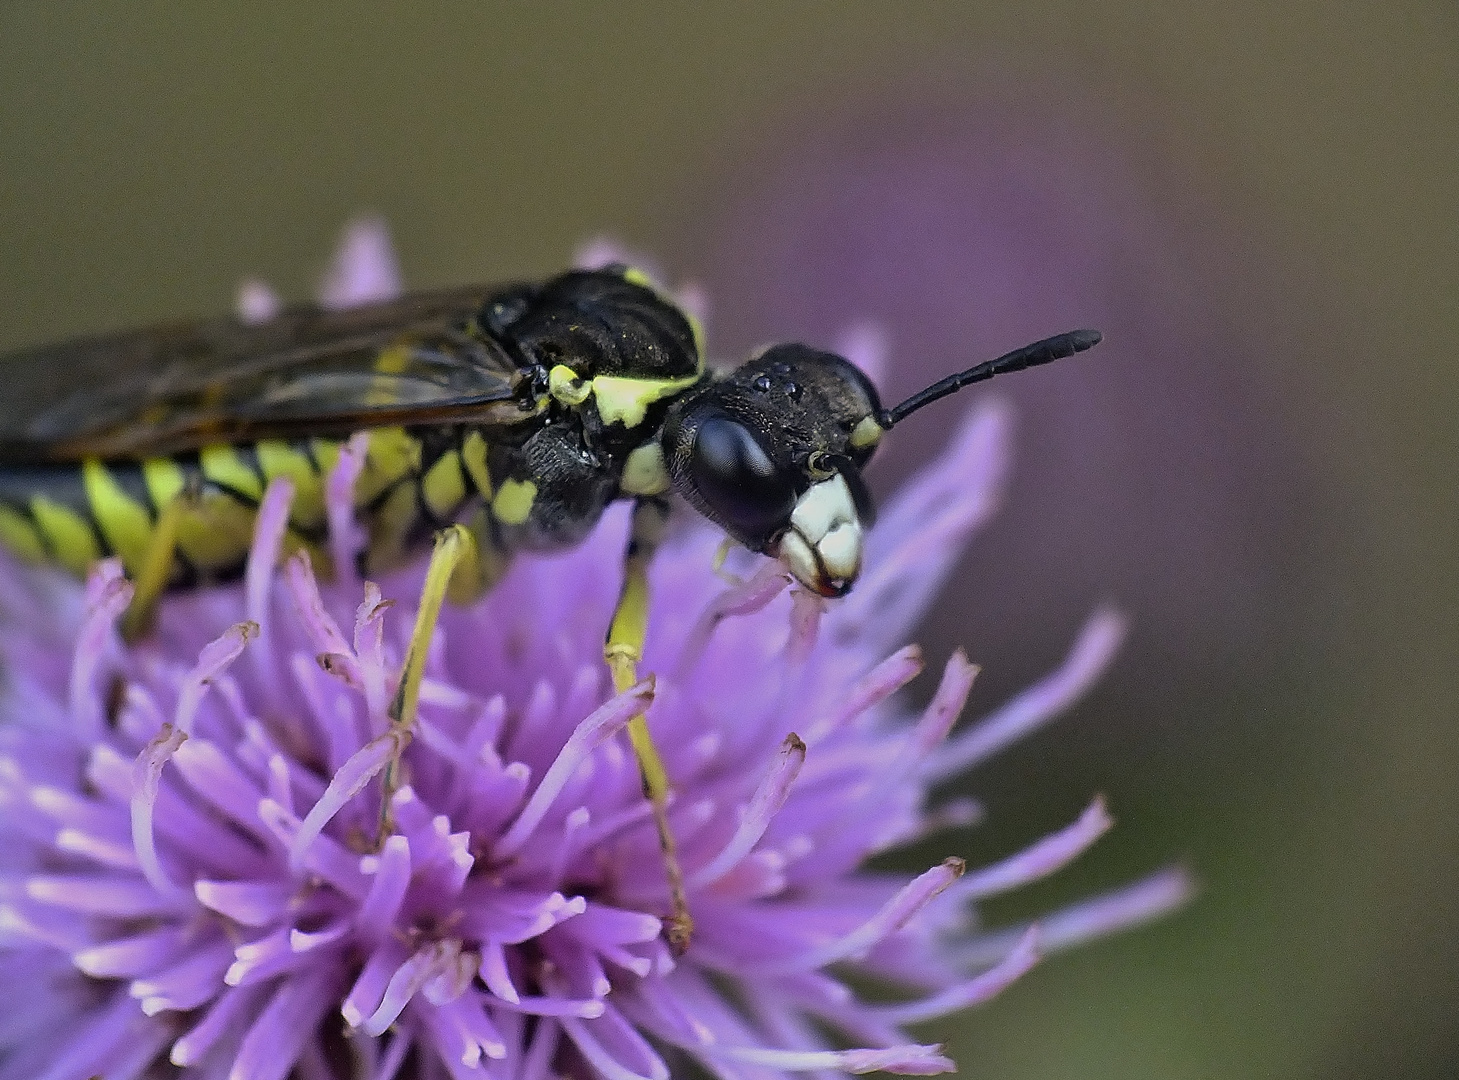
[291,732,400,871]
[327,432,371,588]
[130,723,188,896]
[955,798,1112,900]
[908,649,979,756]
[748,859,965,975]
[355,834,411,944]
[951,866,1195,968]
[26,873,190,918]
[175,621,257,735]
[363,940,461,1036]
[689,733,806,889]
[872,927,1040,1025]
[169,984,271,1066]
[802,645,923,745]
[69,564,131,735]
[925,607,1126,781]
[495,679,655,858]
[478,940,519,1004]
[245,478,294,702]
[493,995,607,1019]
[675,561,789,678]
[714,1042,955,1075]
[785,589,825,667]
[354,582,391,724]
[285,551,353,659]
[561,1012,670,1080]
[835,402,1009,649]
[72,926,185,978]
[193,880,291,927]
[228,967,338,1080]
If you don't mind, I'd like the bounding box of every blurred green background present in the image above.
[0,3,1453,1078]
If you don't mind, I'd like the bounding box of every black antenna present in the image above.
[879,329,1103,428]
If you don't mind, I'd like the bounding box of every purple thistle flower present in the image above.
[0,224,1189,1080]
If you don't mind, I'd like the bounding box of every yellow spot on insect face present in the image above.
[0,505,46,563]
[593,372,701,430]
[256,441,326,529]
[30,496,99,575]
[492,479,537,526]
[83,460,154,575]
[849,415,885,450]
[549,365,591,407]
[620,441,670,496]
[421,452,467,519]
[460,431,493,498]
[201,445,263,501]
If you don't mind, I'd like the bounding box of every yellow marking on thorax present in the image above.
[83,460,154,575]
[421,451,467,520]
[623,265,706,360]
[29,495,100,575]
[255,440,327,529]
[620,441,670,495]
[549,365,592,407]
[592,371,701,429]
[0,505,46,563]
[491,479,537,526]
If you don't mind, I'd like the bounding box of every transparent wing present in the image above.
[0,285,534,461]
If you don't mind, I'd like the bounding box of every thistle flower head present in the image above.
[0,225,1188,1080]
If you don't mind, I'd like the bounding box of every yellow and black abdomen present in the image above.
[0,439,336,587]
[0,426,499,590]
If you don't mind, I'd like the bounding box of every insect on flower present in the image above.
[0,238,1100,948]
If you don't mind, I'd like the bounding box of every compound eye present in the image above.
[688,414,797,547]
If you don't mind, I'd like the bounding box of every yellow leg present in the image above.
[379,524,475,839]
[445,506,509,605]
[604,498,693,954]
[120,494,189,642]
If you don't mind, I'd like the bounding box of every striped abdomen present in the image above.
[0,426,501,589]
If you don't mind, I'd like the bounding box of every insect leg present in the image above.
[119,490,191,642]
[603,495,693,953]
[379,524,474,840]
[445,505,511,605]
